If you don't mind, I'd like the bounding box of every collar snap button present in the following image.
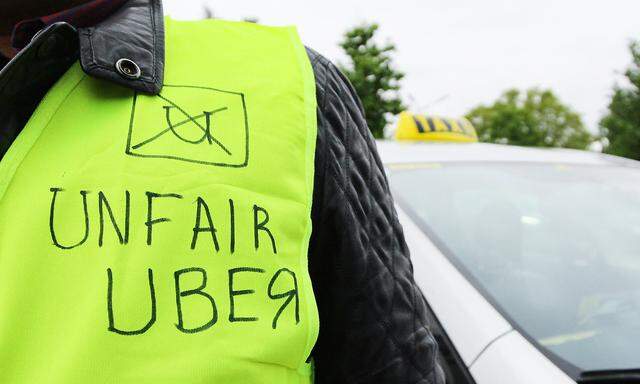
[115,58,141,79]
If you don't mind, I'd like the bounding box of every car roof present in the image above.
[376,140,640,167]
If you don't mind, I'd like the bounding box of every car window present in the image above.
[389,162,640,374]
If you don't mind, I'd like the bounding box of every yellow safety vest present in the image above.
[0,18,319,383]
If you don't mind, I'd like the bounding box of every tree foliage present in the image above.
[339,23,405,138]
[599,41,640,159]
[466,88,592,149]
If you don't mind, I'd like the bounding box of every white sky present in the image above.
[163,0,640,133]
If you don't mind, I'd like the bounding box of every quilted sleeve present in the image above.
[306,48,445,384]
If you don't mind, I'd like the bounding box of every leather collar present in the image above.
[78,0,165,94]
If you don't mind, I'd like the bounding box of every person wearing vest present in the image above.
[0,1,445,383]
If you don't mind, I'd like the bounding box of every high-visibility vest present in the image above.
[0,18,319,383]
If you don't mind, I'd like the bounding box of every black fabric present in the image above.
[0,22,78,160]
[0,4,444,383]
[308,48,444,384]
[78,0,164,94]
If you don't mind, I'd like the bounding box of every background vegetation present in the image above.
[466,88,592,149]
[599,41,640,160]
[339,23,405,139]
[338,23,639,157]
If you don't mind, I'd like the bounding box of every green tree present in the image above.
[600,41,640,159]
[339,23,405,138]
[466,88,592,149]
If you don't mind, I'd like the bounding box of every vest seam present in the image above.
[288,25,321,376]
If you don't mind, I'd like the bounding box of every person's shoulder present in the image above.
[305,47,332,70]
[304,47,337,105]
[304,46,361,114]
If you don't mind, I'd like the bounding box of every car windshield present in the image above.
[389,162,640,373]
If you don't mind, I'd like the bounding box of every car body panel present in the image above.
[377,141,638,167]
[380,140,640,383]
[396,207,512,366]
[470,331,574,384]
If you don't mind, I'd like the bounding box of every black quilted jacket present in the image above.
[0,1,444,382]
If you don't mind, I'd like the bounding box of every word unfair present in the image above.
[47,188,299,335]
[48,188,277,252]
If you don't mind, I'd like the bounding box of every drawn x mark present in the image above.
[131,94,231,155]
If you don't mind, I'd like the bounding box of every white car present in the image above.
[377,140,640,384]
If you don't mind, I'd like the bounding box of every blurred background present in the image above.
[164,0,640,158]
[157,3,640,381]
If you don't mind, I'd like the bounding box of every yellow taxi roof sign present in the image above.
[395,112,478,143]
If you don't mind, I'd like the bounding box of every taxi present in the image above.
[379,113,640,384]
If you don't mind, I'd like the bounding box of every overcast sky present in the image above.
[163,0,640,133]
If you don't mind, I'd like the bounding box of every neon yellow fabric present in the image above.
[395,112,478,142]
[0,18,318,383]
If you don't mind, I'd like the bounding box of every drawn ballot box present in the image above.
[126,85,249,167]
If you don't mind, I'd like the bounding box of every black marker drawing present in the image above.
[126,85,249,168]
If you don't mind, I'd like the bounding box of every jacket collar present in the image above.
[0,0,164,95]
[11,0,129,52]
[77,0,165,94]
